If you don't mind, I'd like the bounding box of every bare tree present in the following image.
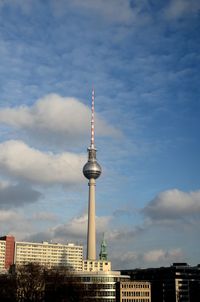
[16,263,45,302]
[0,264,85,302]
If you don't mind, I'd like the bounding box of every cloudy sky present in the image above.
[0,0,199,269]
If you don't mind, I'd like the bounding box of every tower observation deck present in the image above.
[83,89,101,261]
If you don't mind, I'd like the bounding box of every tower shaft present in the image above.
[87,178,96,260]
[83,89,101,261]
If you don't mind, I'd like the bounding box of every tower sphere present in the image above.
[83,160,101,179]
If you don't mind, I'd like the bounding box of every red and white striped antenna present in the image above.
[90,88,95,149]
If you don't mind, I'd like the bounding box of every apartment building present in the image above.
[15,241,83,271]
[0,235,15,271]
[0,240,6,271]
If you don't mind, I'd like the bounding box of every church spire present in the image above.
[99,233,108,261]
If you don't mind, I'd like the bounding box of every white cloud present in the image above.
[0,209,31,239]
[0,140,85,185]
[143,248,183,263]
[106,226,144,241]
[0,209,21,223]
[112,248,183,269]
[164,0,200,19]
[0,209,47,240]
[0,94,120,146]
[31,212,58,222]
[53,213,111,241]
[22,213,111,244]
[0,209,59,241]
[143,189,200,220]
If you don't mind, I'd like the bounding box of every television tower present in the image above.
[83,89,102,260]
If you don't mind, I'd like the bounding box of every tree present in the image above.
[16,263,45,302]
[0,263,85,302]
[0,274,16,302]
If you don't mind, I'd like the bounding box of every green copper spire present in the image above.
[99,233,108,261]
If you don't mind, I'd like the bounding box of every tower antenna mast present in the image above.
[90,88,95,149]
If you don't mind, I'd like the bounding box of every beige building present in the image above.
[83,259,111,272]
[0,240,6,271]
[15,241,83,271]
[116,281,151,302]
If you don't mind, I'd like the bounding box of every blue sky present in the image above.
[0,0,199,269]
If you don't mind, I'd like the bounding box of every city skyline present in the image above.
[0,0,199,269]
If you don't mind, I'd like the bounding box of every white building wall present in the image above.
[0,240,6,271]
[83,259,111,272]
[15,241,83,271]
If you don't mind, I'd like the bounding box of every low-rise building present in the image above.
[116,281,151,302]
[83,259,111,272]
[121,263,200,302]
[70,270,130,302]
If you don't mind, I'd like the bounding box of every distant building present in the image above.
[73,270,129,302]
[0,235,15,271]
[116,280,151,302]
[83,234,111,272]
[121,263,200,302]
[83,259,111,272]
[15,241,83,271]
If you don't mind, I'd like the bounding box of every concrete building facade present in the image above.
[116,281,151,302]
[15,241,83,271]
[0,235,15,271]
[83,259,111,272]
[0,239,6,271]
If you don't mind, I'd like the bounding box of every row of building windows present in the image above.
[85,291,115,297]
[122,299,150,302]
[89,299,115,302]
[16,259,82,263]
[17,244,82,249]
[84,284,116,290]
[81,277,118,283]
[121,284,150,289]
[122,292,150,297]
[16,254,81,259]
[16,250,82,254]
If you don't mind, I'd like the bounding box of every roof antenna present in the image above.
[90,88,95,149]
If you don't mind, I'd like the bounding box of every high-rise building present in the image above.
[0,235,15,271]
[0,236,83,272]
[14,241,83,271]
[0,240,6,271]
